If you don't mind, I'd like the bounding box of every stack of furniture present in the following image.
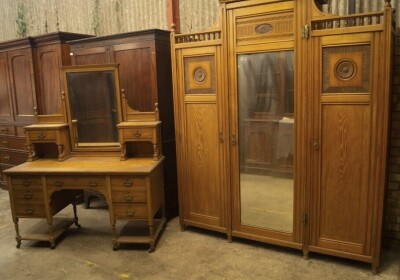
[170,0,394,272]
[4,30,177,251]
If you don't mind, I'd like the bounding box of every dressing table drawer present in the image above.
[10,176,42,190]
[121,128,154,141]
[14,203,46,218]
[111,190,146,203]
[113,203,147,219]
[28,130,57,142]
[12,189,44,202]
[110,176,146,189]
[46,175,107,189]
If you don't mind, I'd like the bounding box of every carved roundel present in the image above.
[255,23,273,34]
[335,59,357,81]
[193,67,206,83]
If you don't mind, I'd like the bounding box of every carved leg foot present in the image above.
[72,203,81,228]
[227,234,233,243]
[372,261,379,274]
[15,237,21,249]
[148,242,155,253]
[14,219,21,248]
[303,250,309,260]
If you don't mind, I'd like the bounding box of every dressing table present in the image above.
[5,64,166,251]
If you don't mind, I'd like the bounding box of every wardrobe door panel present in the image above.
[309,33,379,259]
[173,45,228,234]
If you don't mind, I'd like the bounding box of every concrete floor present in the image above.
[0,189,399,280]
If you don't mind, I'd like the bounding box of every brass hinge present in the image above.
[301,211,308,226]
[301,25,310,39]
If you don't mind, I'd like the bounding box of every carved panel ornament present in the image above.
[255,23,273,34]
[335,59,356,80]
[193,67,206,83]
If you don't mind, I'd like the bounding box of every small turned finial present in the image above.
[171,23,176,33]
[61,91,65,100]
[155,103,159,112]
[121,88,125,97]
[33,107,38,116]
[385,0,391,7]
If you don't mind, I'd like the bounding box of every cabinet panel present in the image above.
[35,45,63,114]
[113,42,155,111]
[0,52,12,121]
[313,103,370,254]
[184,103,223,225]
[71,47,110,65]
[8,48,36,122]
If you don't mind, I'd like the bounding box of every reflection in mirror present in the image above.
[238,51,294,233]
[63,65,121,148]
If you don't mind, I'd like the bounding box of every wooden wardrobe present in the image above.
[171,0,394,272]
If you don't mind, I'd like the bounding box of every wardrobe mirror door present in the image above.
[237,50,294,232]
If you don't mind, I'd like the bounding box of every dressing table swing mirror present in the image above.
[5,64,166,252]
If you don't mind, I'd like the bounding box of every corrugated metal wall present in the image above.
[0,0,168,41]
[179,0,220,33]
[0,0,398,41]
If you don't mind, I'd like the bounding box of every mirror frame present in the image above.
[61,64,123,152]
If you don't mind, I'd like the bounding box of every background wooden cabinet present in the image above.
[69,30,178,219]
[0,32,91,189]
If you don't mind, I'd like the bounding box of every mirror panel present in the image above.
[62,65,121,149]
[238,51,294,233]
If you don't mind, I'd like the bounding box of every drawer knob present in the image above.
[126,210,136,217]
[124,194,134,201]
[89,182,98,187]
[22,180,31,187]
[2,140,8,147]
[26,209,34,215]
[38,133,46,140]
[122,180,132,187]
[54,181,64,187]
[24,194,33,199]
[133,131,142,138]
[3,156,10,162]
[1,127,8,133]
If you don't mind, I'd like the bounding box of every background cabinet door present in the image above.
[8,48,36,123]
[0,52,13,122]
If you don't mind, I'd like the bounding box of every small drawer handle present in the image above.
[126,211,136,217]
[2,140,8,147]
[124,194,134,201]
[1,128,8,133]
[89,182,98,187]
[133,131,142,138]
[38,133,46,140]
[24,194,33,199]
[54,181,64,187]
[122,180,133,187]
[22,180,31,187]
[26,209,34,215]
[3,156,10,162]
